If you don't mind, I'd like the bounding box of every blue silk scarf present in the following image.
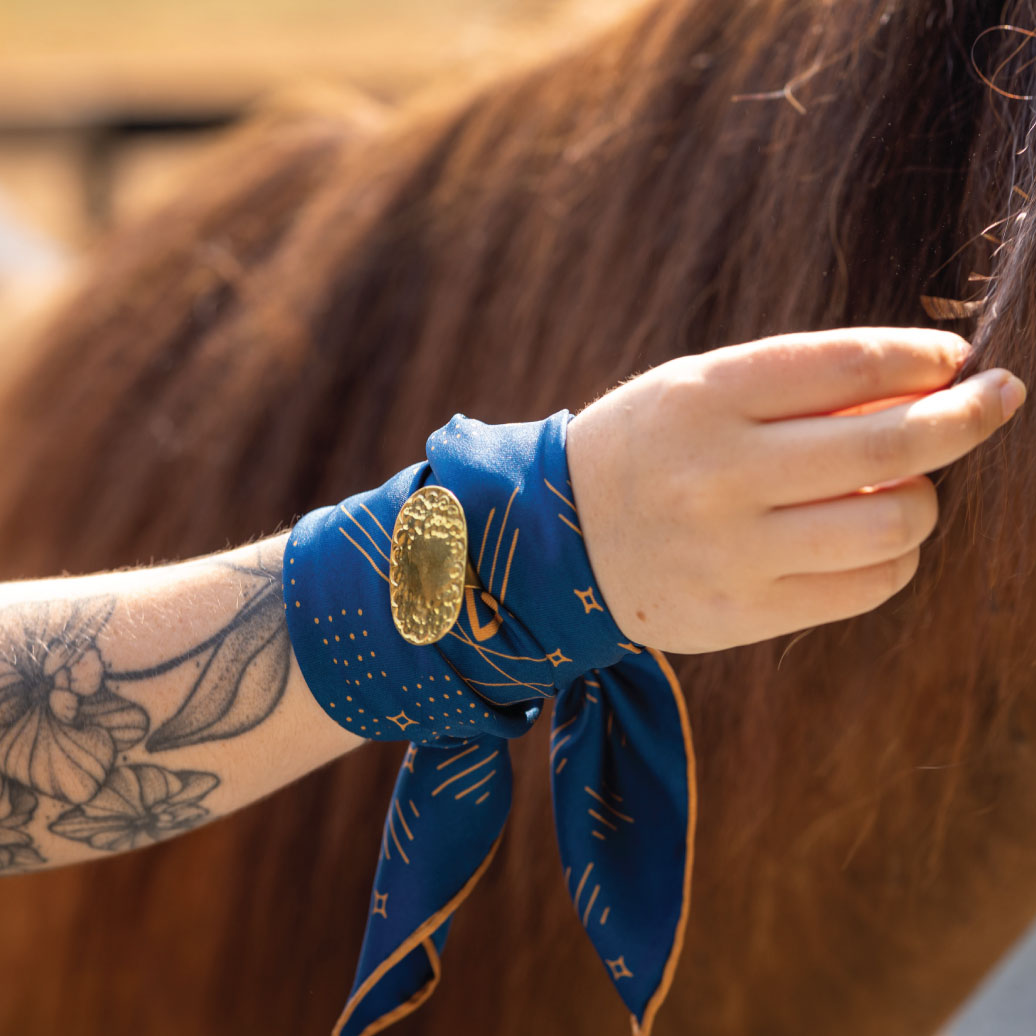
[284,411,696,1036]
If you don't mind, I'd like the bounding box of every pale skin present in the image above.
[0,535,361,870]
[0,327,1023,869]
[566,327,1026,653]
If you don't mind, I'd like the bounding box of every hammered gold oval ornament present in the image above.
[390,486,468,645]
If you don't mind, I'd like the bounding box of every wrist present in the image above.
[427,410,632,677]
[566,403,643,646]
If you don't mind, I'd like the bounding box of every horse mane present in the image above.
[2,1,1036,1033]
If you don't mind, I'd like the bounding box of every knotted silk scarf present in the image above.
[284,411,696,1036]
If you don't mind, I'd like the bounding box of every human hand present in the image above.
[565,328,1026,654]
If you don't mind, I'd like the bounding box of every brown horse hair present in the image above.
[4,1,1036,1033]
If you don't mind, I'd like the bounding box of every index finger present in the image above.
[708,327,970,421]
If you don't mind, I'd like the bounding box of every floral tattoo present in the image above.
[0,777,44,872]
[0,558,289,867]
[49,765,220,852]
[0,599,148,804]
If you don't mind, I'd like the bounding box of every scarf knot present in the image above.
[285,411,695,1036]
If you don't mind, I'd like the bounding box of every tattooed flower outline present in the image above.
[0,598,149,803]
[50,764,218,852]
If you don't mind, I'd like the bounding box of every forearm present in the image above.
[0,532,360,871]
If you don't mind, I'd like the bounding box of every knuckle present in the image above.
[759,342,797,369]
[960,394,992,439]
[840,337,885,393]
[863,422,907,472]
[653,366,702,420]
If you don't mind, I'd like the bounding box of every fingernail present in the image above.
[1001,375,1027,420]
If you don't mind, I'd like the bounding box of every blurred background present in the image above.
[0,0,633,337]
[0,0,1034,1032]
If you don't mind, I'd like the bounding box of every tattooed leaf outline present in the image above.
[145,582,289,752]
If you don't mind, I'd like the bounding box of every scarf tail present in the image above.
[336,739,513,1036]
[550,648,696,1034]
